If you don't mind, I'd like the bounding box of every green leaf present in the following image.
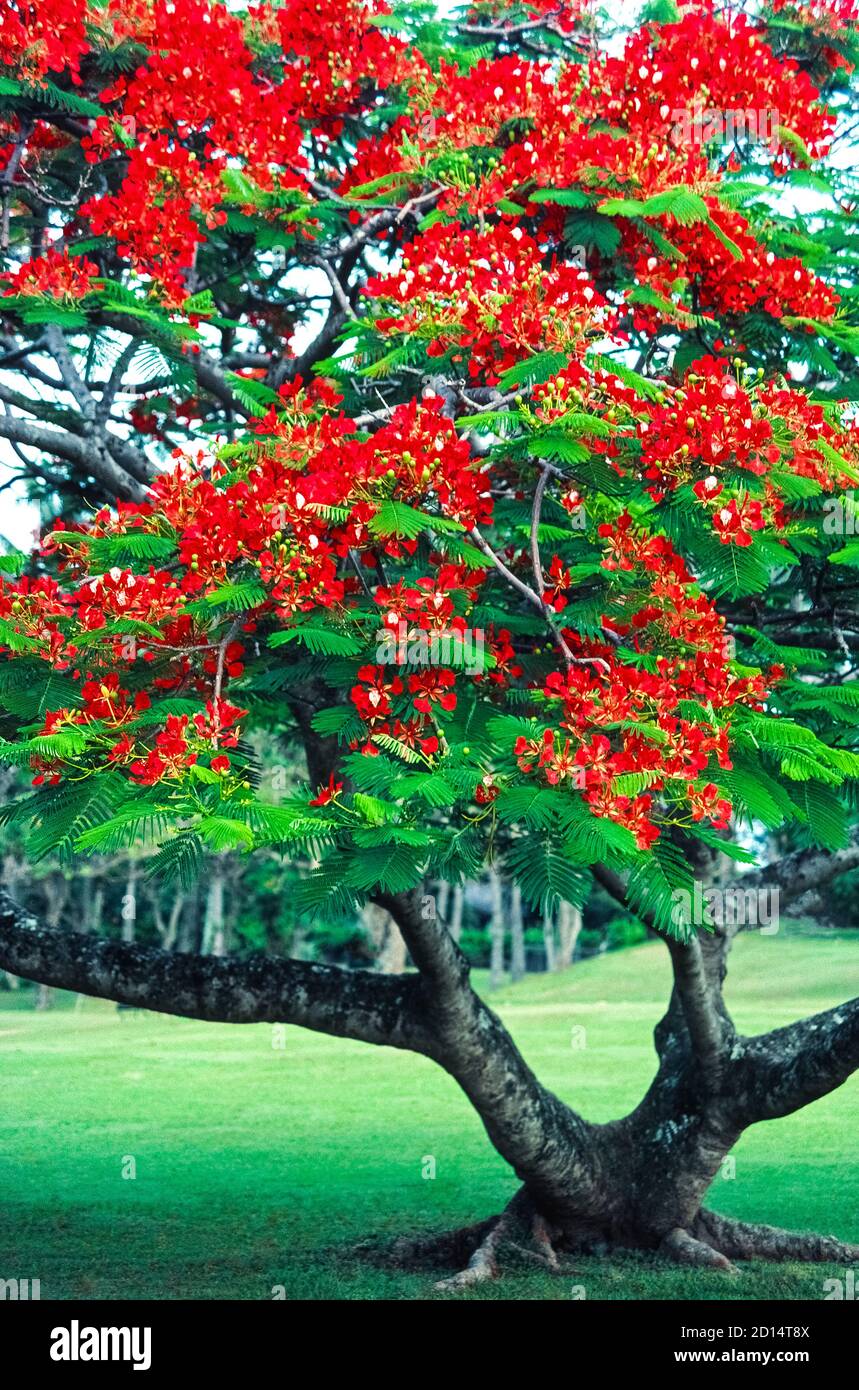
[204,581,267,611]
[269,625,362,656]
[530,188,593,207]
[369,500,464,539]
[344,843,425,893]
[497,350,569,391]
[830,542,859,567]
[197,816,255,851]
[506,837,590,914]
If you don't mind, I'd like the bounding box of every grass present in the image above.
[0,927,856,1300]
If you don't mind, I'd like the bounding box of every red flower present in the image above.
[310,774,343,806]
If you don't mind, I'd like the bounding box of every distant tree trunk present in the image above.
[79,872,105,936]
[146,885,184,951]
[362,902,407,974]
[121,861,138,944]
[436,879,450,924]
[90,881,104,935]
[449,884,464,944]
[556,902,582,971]
[177,884,201,953]
[202,863,226,956]
[164,893,184,950]
[488,869,505,990]
[75,875,104,1008]
[509,882,526,984]
[542,903,556,972]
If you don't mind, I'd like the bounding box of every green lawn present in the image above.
[1,928,856,1300]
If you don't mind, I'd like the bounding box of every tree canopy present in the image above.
[1,0,858,937]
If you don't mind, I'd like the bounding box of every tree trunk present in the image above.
[75,874,103,1008]
[542,903,556,972]
[164,893,184,951]
[177,883,202,953]
[435,879,450,925]
[509,882,526,984]
[362,902,407,974]
[2,857,21,985]
[202,863,226,956]
[555,901,581,971]
[35,871,68,1009]
[121,860,138,945]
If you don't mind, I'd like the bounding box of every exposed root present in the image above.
[660,1226,736,1272]
[696,1210,859,1265]
[359,1197,857,1291]
[531,1211,562,1272]
[432,1190,576,1291]
[356,1219,493,1270]
[433,1207,513,1291]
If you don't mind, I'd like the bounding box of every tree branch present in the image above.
[0,888,432,1051]
[734,996,859,1123]
[379,889,598,1209]
[0,411,150,502]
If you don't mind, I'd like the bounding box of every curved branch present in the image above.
[530,465,549,599]
[0,412,149,502]
[44,324,96,420]
[0,889,433,1052]
[734,995,859,1123]
[97,311,250,419]
[379,890,598,1213]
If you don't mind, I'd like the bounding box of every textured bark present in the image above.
[0,889,434,1051]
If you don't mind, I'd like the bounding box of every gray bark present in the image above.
[202,865,226,957]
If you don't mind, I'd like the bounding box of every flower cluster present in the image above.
[366,222,612,383]
[0,0,92,86]
[1,247,101,301]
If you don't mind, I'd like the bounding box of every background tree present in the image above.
[0,0,858,1285]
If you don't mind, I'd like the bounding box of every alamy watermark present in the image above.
[670,882,780,934]
[0,1276,40,1300]
[823,493,859,536]
[376,621,486,676]
[823,1269,859,1299]
[670,106,780,148]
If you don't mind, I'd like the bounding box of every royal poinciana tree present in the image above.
[0,0,858,1285]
